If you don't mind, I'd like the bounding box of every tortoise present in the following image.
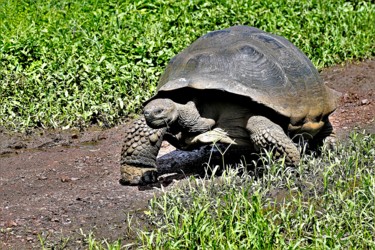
[120,25,340,185]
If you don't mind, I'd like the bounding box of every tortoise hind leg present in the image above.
[309,118,336,151]
[120,118,165,185]
[246,116,300,166]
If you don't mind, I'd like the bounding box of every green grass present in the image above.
[1,0,374,130]
[133,132,375,249]
[74,132,374,249]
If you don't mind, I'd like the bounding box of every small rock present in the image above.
[5,220,17,227]
[51,217,60,222]
[60,176,71,182]
[361,99,369,105]
[71,133,79,139]
[98,134,107,140]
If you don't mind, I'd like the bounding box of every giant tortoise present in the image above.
[120,25,339,185]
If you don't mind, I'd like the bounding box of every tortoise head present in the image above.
[144,98,179,128]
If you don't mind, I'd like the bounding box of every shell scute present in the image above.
[149,26,339,124]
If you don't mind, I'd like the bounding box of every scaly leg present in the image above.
[120,118,165,185]
[310,118,336,151]
[246,116,300,166]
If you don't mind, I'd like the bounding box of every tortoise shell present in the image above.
[149,26,339,126]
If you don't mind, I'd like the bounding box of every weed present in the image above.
[134,132,375,249]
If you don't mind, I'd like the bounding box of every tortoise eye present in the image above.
[153,108,163,115]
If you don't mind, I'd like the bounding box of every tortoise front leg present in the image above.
[246,116,300,166]
[177,101,215,133]
[120,118,165,185]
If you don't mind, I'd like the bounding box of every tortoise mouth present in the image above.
[144,115,172,128]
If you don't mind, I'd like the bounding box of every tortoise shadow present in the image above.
[137,145,261,191]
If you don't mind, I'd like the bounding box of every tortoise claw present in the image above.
[119,165,158,186]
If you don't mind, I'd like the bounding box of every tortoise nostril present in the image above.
[144,110,151,117]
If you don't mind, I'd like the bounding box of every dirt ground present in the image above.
[0,59,374,249]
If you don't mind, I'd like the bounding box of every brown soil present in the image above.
[1,59,374,249]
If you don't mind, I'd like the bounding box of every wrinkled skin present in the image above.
[120,98,335,185]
